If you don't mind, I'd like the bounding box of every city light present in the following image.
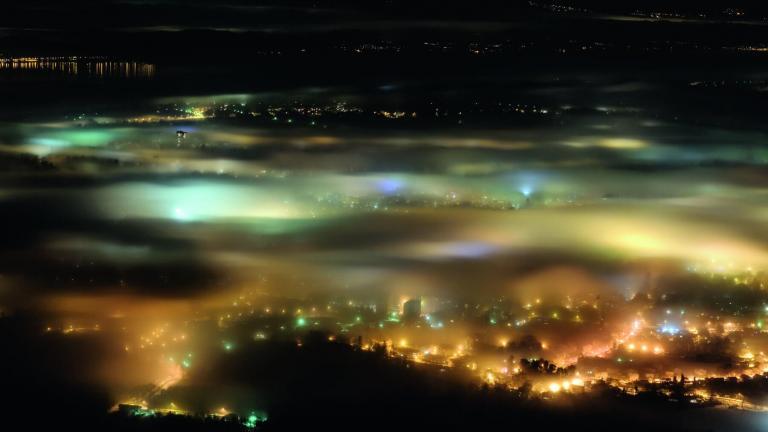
[6,3,768,431]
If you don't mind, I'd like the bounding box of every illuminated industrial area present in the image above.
[4,1,768,431]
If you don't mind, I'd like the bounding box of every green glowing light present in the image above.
[30,128,121,149]
[223,341,234,351]
[244,411,267,428]
[296,317,306,327]
[132,408,155,418]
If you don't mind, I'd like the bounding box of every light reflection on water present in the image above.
[0,57,155,78]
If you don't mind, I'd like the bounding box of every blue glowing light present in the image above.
[29,138,70,147]
[445,242,499,259]
[508,171,548,198]
[171,125,199,133]
[659,324,680,335]
[375,178,404,195]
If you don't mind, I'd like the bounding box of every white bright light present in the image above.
[174,207,189,221]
